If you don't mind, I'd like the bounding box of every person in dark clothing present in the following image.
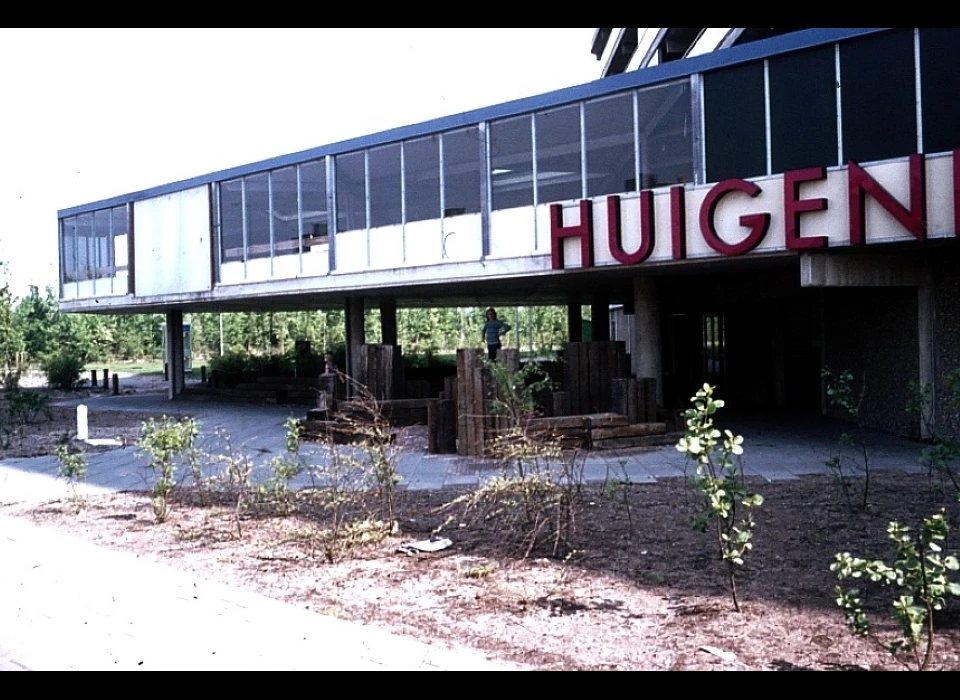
[481,307,511,360]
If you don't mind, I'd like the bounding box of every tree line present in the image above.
[1,268,572,370]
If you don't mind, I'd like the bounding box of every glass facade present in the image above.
[58,29,959,295]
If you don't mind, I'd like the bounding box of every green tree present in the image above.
[0,264,23,370]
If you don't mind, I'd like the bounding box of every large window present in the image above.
[93,209,112,278]
[491,115,533,210]
[111,205,128,277]
[336,151,366,231]
[442,128,481,216]
[769,45,838,172]
[840,29,916,164]
[61,218,78,283]
[368,143,402,228]
[299,159,328,246]
[404,136,440,222]
[244,173,270,259]
[270,167,299,255]
[585,92,636,197]
[920,27,960,155]
[637,81,693,188]
[220,179,244,262]
[536,104,582,203]
[704,65,765,182]
[76,212,94,281]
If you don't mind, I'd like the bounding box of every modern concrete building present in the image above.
[58,28,960,439]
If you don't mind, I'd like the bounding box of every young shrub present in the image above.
[41,351,87,391]
[138,415,200,522]
[55,434,87,511]
[676,383,762,612]
[831,511,960,671]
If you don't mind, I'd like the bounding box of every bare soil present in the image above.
[2,386,960,671]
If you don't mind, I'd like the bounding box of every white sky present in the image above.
[0,28,599,298]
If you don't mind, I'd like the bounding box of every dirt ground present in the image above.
[2,385,960,671]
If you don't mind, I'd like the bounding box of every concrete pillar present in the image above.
[165,310,185,399]
[919,283,935,439]
[567,297,582,343]
[632,277,662,405]
[590,292,610,342]
[345,297,365,391]
[380,298,398,347]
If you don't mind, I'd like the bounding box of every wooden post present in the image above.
[428,399,457,454]
[90,369,98,388]
[112,373,119,395]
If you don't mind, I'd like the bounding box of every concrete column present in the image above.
[165,310,185,400]
[632,277,662,405]
[919,283,935,439]
[345,297,365,390]
[380,298,398,347]
[590,292,610,342]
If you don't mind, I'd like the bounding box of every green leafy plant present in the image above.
[55,434,87,510]
[41,350,87,391]
[6,387,52,426]
[486,360,553,425]
[822,367,871,511]
[261,417,305,512]
[908,370,960,500]
[676,383,762,612]
[831,511,960,671]
[602,459,635,537]
[138,415,200,522]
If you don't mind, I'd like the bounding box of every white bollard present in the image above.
[77,404,88,441]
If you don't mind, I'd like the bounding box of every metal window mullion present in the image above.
[531,114,539,249]
[57,219,65,297]
[692,74,705,185]
[480,122,490,258]
[296,164,304,275]
[835,43,843,165]
[914,28,923,153]
[241,178,248,280]
[267,171,275,277]
[364,150,371,267]
[214,184,222,281]
[326,156,336,273]
[400,141,407,263]
[764,59,772,176]
[580,102,587,199]
[107,208,114,294]
[633,89,641,191]
[439,133,446,256]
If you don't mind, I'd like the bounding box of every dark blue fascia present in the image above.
[58,28,887,219]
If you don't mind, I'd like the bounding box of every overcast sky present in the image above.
[0,28,599,298]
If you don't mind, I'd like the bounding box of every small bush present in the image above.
[41,351,87,391]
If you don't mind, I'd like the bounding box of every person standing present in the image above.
[481,308,511,360]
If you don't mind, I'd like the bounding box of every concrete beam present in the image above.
[801,252,930,288]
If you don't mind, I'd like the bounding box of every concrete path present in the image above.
[0,389,928,671]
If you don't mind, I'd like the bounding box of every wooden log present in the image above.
[610,378,631,421]
[428,399,457,454]
[525,413,629,430]
[642,377,657,423]
[590,422,667,441]
[552,391,567,417]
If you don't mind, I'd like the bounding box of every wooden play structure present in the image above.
[298,340,673,455]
